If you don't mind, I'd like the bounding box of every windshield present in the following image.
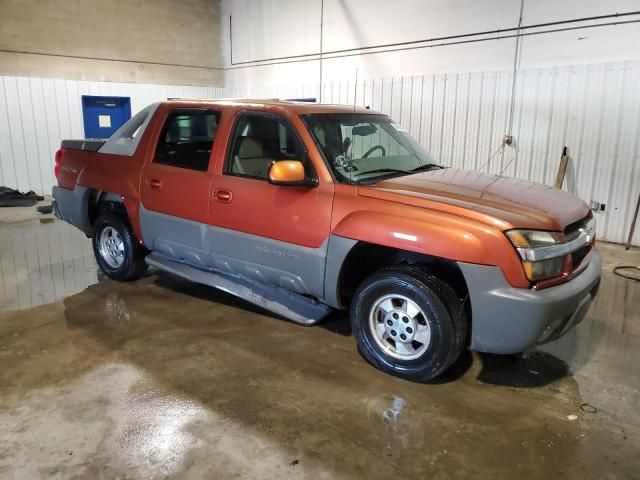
[302,113,441,183]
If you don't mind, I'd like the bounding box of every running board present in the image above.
[145,254,331,326]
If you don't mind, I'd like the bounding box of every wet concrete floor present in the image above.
[1,211,639,479]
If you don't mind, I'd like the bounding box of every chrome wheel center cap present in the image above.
[383,310,417,343]
[369,293,431,361]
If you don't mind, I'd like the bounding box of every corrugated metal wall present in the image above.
[227,60,640,245]
[1,61,639,244]
[0,77,223,195]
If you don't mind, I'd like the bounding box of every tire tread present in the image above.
[92,211,147,281]
[350,265,467,382]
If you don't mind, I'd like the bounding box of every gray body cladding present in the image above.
[138,204,355,308]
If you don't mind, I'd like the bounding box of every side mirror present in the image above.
[268,160,317,187]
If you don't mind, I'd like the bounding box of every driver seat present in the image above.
[232,137,272,178]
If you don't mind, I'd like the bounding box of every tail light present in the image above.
[54,149,62,178]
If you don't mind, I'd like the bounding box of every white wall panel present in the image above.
[0,76,224,195]
[230,60,640,245]
[1,62,638,245]
[222,0,640,85]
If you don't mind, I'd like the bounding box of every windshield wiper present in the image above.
[353,165,442,184]
[409,163,443,172]
[352,168,411,184]
[354,168,412,177]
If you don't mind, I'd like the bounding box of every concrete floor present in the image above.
[1,205,639,479]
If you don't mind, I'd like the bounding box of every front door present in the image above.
[139,107,220,268]
[209,111,334,298]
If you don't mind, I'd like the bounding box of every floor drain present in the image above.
[579,402,598,414]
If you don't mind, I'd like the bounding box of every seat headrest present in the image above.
[237,137,263,158]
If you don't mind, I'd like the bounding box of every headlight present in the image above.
[505,230,562,249]
[522,257,564,281]
[506,229,564,281]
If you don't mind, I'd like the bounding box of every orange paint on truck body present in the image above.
[55,99,590,289]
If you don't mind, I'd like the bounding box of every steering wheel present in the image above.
[363,145,386,158]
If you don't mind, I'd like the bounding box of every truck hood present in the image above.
[357,168,589,231]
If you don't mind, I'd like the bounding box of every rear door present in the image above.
[139,107,220,267]
[208,110,334,298]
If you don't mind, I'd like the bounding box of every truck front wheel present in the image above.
[92,211,147,281]
[350,266,467,382]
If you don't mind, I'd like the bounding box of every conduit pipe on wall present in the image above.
[227,10,640,69]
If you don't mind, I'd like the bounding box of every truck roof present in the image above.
[74,99,385,157]
[162,98,383,115]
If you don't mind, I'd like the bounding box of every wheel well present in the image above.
[87,190,126,233]
[338,242,470,315]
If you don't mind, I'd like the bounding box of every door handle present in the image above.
[213,189,233,203]
[147,178,162,189]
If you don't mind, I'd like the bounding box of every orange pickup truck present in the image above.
[53,99,601,381]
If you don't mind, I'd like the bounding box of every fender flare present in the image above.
[93,190,143,244]
[52,184,92,236]
[329,210,529,291]
[332,210,497,264]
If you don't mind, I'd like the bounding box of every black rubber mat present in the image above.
[0,187,44,207]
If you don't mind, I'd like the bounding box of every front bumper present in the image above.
[458,249,602,354]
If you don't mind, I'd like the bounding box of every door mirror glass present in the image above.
[268,160,315,187]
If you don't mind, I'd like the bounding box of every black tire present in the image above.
[92,211,148,281]
[350,265,467,382]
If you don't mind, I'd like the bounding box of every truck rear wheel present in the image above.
[350,266,466,382]
[92,211,147,281]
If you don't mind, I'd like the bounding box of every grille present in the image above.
[564,216,590,242]
[571,245,590,269]
[564,214,593,271]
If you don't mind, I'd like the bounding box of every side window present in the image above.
[226,113,307,180]
[155,110,220,171]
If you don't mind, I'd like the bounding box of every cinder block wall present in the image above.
[0,0,223,86]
